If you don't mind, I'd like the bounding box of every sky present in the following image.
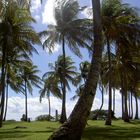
[6,0,140,121]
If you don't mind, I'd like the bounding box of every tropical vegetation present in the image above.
[0,0,140,140]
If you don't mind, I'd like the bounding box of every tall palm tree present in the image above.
[48,0,103,139]
[20,61,42,121]
[44,55,79,123]
[40,75,62,121]
[2,50,31,121]
[0,0,40,127]
[101,0,140,124]
[40,0,92,123]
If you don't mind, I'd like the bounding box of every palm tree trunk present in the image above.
[48,0,102,139]
[25,80,28,121]
[48,94,51,121]
[113,88,115,113]
[123,73,129,122]
[105,36,112,125]
[94,84,104,120]
[134,94,138,119]
[121,93,124,119]
[3,80,9,121]
[130,91,133,119]
[128,92,131,119]
[60,36,67,123]
[0,47,6,127]
[60,81,67,123]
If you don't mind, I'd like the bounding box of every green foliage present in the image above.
[89,109,115,120]
[35,115,54,121]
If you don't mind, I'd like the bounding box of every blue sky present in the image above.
[7,0,140,121]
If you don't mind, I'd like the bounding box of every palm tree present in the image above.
[20,61,42,121]
[44,55,79,123]
[2,45,32,121]
[101,0,140,124]
[0,0,40,127]
[40,75,62,121]
[48,0,102,139]
[80,61,90,83]
[40,0,92,123]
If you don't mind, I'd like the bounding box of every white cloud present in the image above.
[7,96,62,121]
[34,15,41,21]
[6,90,139,121]
[30,0,41,13]
[6,96,76,121]
[30,0,41,22]
[82,7,93,19]
[42,0,56,25]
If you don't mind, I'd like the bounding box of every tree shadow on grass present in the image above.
[0,126,57,139]
[82,125,140,140]
[129,120,140,125]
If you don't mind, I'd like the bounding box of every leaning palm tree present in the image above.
[48,0,103,139]
[39,76,62,121]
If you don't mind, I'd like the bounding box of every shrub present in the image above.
[35,114,54,121]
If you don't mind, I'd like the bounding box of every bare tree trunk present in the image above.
[48,0,102,139]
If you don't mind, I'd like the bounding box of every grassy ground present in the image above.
[0,120,140,140]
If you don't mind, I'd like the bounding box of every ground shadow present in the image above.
[82,123,140,140]
[0,126,56,139]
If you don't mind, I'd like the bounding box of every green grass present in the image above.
[0,120,140,140]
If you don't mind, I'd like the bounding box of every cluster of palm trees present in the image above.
[0,0,42,127]
[0,0,140,139]
[47,0,140,139]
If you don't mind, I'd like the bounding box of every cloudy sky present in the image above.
[6,0,140,121]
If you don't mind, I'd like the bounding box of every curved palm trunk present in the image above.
[0,47,7,127]
[25,80,28,121]
[105,37,112,125]
[48,0,102,139]
[3,80,9,121]
[130,91,133,119]
[134,94,138,119]
[60,36,67,123]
